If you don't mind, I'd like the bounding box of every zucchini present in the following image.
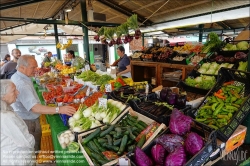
[91,152,109,165]
[127,144,136,152]
[103,143,119,152]
[117,135,128,155]
[138,120,148,128]
[113,138,122,146]
[137,134,146,148]
[82,128,101,144]
[100,125,115,137]
[93,138,106,152]
[105,134,113,146]
[97,138,107,144]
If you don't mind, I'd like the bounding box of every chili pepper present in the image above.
[195,118,206,122]
[200,106,212,110]
[228,112,233,118]
[230,90,240,98]
[223,81,234,86]
[216,97,224,104]
[217,114,229,119]
[116,77,126,86]
[213,103,224,116]
[211,96,218,103]
[217,89,223,94]
[235,98,244,105]
[212,102,220,111]
[220,112,229,115]
[225,97,231,103]
[230,96,238,103]
[225,105,238,111]
[231,103,240,108]
[221,87,227,93]
[214,92,226,99]
[208,124,218,130]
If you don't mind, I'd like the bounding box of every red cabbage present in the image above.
[169,109,192,135]
[134,147,153,166]
[185,132,204,156]
[151,144,166,165]
[164,146,186,166]
[156,134,184,153]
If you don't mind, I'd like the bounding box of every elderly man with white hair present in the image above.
[1,79,36,165]
[11,55,76,152]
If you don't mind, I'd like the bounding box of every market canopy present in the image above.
[0,0,249,43]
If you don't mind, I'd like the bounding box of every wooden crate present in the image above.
[78,107,167,166]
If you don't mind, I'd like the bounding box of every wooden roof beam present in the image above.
[133,1,164,12]
[97,0,153,25]
[0,0,45,10]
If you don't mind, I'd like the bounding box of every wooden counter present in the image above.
[131,61,195,86]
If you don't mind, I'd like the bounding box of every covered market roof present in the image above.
[0,0,249,43]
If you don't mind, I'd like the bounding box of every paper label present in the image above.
[86,86,90,96]
[118,157,130,166]
[105,84,112,92]
[98,98,107,109]
[85,64,90,71]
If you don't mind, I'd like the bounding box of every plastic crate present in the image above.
[127,120,217,166]
[129,93,191,125]
[188,67,250,142]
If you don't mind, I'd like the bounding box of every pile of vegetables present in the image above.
[160,88,187,107]
[195,82,246,129]
[83,91,103,107]
[185,75,216,90]
[81,114,159,165]
[201,32,223,53]
[198,62,234,75]
[132,109,205,166]
[77,70,113,88]
[237,61,248,71]
[222,41,249,51]
[58,130,75,149]
[69,99,126,132]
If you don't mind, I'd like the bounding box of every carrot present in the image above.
[214,92,226,99]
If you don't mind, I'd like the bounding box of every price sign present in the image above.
[118,157,130,166]
[86,86,90,96]
[98,98,107,109]
[105,84,112,92]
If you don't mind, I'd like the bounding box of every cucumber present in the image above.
[127,139,135,145]
[138,120,148,128]
[113,138,122,146]
[131,126,138,131]
[93,138,106,152]
[82,128,101,144]
[135,123,144,131]
[105,134,113,146]
[137,134,146,148]
[87,141,101,154]
[110,131,116,135]
[100,125,115,137]
[97,138,107,144]
[115,127,122,137]
[133,130,139,136]
[91,152,109,165]
[91,158,101,166]
[124,130,130,135]
[117,135,128,155]
[125,118,135,126]
[127,114,138,122]
[83,145,92,157]
[128,128,136,140]
[103,143,119,152]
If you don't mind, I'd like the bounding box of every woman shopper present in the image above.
[116,46,131,78]
[0,54,11,66]
[1,79,36,165]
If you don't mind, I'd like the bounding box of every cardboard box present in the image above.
[225,125,247,153]
[78,107,167,166]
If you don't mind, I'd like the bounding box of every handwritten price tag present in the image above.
[105,84,112,92]
[85,64,90,71]
[98,98,107,109]
[86,86,90,96]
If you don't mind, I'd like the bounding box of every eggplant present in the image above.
[176,95,187,107]
[160,88,172,101]
[166,92,178,105]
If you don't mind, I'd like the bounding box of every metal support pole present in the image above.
[81,0,90,61]
[248,51,250,72]
[142,33,144,47]
[198,24,204,42]
[54,24,61,60]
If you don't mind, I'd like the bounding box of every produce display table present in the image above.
[33,82,88,166]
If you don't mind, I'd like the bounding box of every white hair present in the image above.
[16,54,34,69]
[1,79,14,112]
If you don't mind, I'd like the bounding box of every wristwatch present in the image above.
[55,106,60,113]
